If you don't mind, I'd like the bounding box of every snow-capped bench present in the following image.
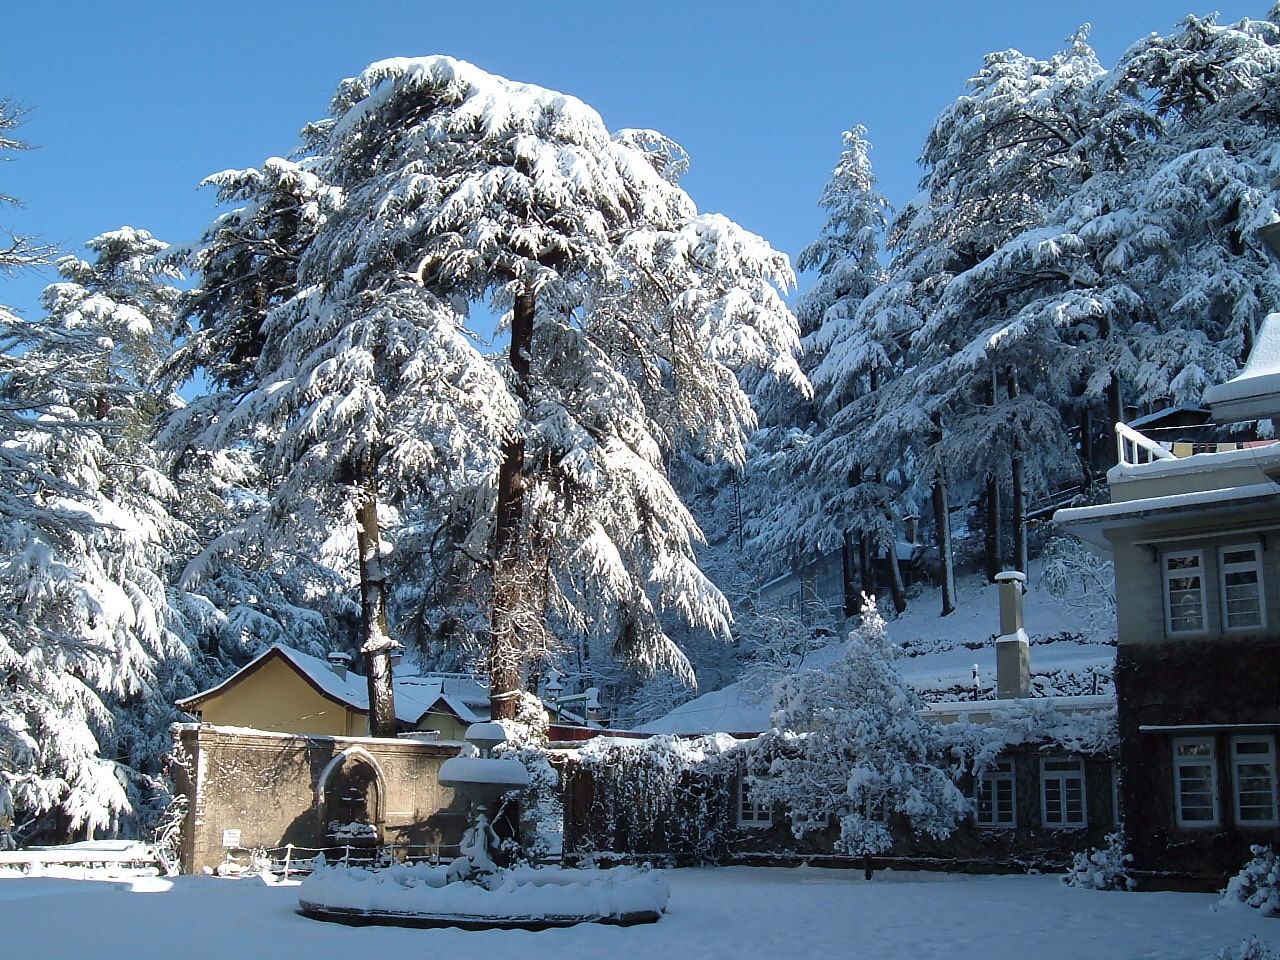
[0,840,167,872]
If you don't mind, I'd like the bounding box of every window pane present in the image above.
[1236,741,1271,757]
[1233,738,1276,824]
[1177,763,1216,821]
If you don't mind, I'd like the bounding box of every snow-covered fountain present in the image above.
[297,721,668,929]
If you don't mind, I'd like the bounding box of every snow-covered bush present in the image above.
[1223,845,1280,917]
[1062,831,1135,891]
[569,734,741,862]
[1212,937,1280,960]
[750,596,968,860]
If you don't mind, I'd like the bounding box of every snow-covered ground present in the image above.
[644,566,1114,735]
[1,865,1275,960]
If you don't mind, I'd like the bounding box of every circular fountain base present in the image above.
[297,900,662,930]
[297,862,668,930]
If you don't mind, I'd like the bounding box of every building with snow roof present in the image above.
[1056,311,1280,887]
[565,576,1120,871]
[177,643,492,740]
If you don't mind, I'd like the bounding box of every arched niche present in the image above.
[315,746,386,843]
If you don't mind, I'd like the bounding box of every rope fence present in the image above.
[220,841,463,879]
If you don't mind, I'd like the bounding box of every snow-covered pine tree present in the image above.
[749,596,967,871]
[234,56,805,721]
[0,226,187,841]
[166,157,340,397]
[751,126,906,617]
[927,11,1280,479]
[161,157,360,704]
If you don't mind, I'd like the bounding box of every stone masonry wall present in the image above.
[172,725,467,874]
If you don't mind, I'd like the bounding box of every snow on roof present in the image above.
[1055,480,1280,529]
[1204,311,1280,421]
[179,644,493,726]
[1126,404,1209,429]
[641,569,1115,737]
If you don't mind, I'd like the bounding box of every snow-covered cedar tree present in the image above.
[862,30,1114,600]
[1062,831,1135,891]
[0,226,189,841]
[179,56,805,727]
[797,124,890,385]
[1223,844,1280,917]
[748,125,909,618]
[748,596,968,862]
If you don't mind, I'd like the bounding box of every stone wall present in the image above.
[171,725,467,874]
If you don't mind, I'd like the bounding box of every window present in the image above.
[1041,756,1086,828]
[1231,736,1278,827]
[975,759,1016,828]
[1163,550,1207,635]
[738,777,772,828]
[1173,737,1219,827]
[1219,545,1266,631]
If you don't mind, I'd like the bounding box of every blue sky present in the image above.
[0,1,1263,321]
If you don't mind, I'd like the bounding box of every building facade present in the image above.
[1059,377,1280,886]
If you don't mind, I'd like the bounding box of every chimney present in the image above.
[994,571,1030,699]
[326,651,353,681]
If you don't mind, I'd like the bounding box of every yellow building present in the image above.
[177,645,491,739]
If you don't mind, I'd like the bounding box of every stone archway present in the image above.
[315,747,386,843]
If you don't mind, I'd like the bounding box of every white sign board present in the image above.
[222,828,241,848]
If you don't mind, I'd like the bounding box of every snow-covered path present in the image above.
[1,865,1274,960]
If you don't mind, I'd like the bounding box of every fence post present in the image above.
[343,845,351,867]
[283,843,292,880]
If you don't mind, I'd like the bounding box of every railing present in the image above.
[1115,421,1178,466]
[218,841,463,878]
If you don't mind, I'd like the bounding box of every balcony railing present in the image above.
[1115,421,1177,467]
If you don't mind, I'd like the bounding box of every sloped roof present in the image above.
[177,644,493,727]
[1204,311,1280,422]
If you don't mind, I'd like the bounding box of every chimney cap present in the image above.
[327,651,354,664]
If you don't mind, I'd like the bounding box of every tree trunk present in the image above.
[1107,376,1124,467]
[884,534,907,615]
[1079,405,1094,481]
[355,453,397,738]
[1011,451,1027,576]
[1008,373,1028,576]
[858,532,874,599]
[842,530,858,618]
[932,463,956,617]
[490,290,536,722]
[983,475,1001,583]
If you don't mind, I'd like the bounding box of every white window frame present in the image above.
[1219,544,1266,632]
[975,759,1016,829]
[1163,549,1208,636]
[737,777,773,828]
[1173,736,1219,828]
[1231,736,1278,828]
[1040,755,1087,829]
